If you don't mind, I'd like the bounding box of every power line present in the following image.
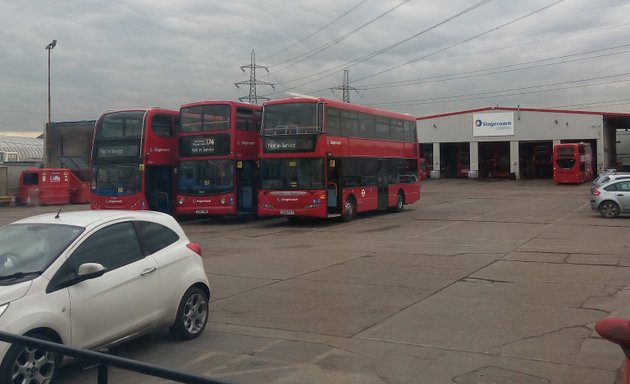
[352,0,569,84]
[261,0,370,63]
[266,0,412,76]
[357,44,630,90]
[263,0,494,98]
[368,72,630,107]
[552,97,630,110]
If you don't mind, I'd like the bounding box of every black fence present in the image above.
[0,331,230,384]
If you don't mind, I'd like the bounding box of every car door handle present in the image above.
[617,194,625,196]
[140,267,157,276]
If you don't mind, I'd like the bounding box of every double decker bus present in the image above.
[175,101,261,216]
[258,97,420,221]
[90,108,178,212]
[553,142,593,184]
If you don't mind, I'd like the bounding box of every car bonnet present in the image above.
[0,280,32,304]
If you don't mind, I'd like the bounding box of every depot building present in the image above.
[416,106,630,179]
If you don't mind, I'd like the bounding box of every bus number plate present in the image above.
[195,210,209,214]
[280,210,295,215]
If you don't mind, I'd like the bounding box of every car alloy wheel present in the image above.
[0,334,59,384]
[171,286,209,340]
[600,201,620,218]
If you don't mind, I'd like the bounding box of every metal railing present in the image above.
[0,331,230,384]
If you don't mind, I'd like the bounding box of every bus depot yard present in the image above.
[1,179,629,383]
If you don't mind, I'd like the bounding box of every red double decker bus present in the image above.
[175,101,261,216]
[90,108,179,212]
[258,97,420,221]
[553,142,593,184]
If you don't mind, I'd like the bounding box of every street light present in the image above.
[45,39,57,127]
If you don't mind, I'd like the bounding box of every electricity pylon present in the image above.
[235,50,274,104]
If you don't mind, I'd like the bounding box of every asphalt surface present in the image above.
[1,178,628,384]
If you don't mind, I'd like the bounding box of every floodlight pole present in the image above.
[45,40,57,127]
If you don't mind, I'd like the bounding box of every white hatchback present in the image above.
[0,210,210,384]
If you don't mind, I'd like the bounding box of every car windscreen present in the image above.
[0,223,84,283]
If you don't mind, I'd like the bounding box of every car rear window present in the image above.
[135,221,180,255]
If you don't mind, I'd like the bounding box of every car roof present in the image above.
[599,177,630,188]
[9,210,174,229]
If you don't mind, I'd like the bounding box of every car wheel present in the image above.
[0,333,60,384]
[342,197,356,222]
[171,286,209,340]
[393,192,404,212]
[600,201,620,218]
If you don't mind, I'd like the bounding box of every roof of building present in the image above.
[0,136,44,160]
[416,106,630,121]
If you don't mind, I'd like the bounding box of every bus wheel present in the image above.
[342,197,356,222]
[393,192,404,212]
[600,201,620,218]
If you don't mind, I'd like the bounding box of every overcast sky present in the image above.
[1,0,629,136]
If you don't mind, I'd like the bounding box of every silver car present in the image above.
[591,173,630,194]
[590,178,630,218]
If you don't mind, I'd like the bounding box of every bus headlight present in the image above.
[220,197,227,205]
[178,198,184,205]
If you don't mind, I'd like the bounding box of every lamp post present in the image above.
[45,39,57,127]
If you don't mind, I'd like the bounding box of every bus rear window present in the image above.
[556,147,575,156]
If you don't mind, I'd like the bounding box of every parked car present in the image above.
[0,210,210,384]
[590,178,630,218]
[591,172,630,193]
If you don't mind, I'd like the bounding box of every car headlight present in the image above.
[0,303,8,317]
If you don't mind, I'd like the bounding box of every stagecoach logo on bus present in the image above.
[149,147,171,153]
[472,112,515,137]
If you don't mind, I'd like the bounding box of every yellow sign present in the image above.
[237,161,243,169]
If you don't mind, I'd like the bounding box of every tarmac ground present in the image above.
[1,178,628,384]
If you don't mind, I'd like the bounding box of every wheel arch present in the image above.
[24,327,63,344]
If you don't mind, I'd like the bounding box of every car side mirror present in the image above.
[77,263,106,282]
[46,262,107,294]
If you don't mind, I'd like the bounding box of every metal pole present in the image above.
[47,46,51,126]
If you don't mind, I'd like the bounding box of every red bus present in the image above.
[90,108,179,212]
[553,142,593,184]
[258,97,420,221]
[175,101,261,216]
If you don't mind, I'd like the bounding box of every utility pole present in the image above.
[235,50,274,104]
[331,69,358,103]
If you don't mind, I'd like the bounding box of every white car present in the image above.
[0,210,210,384]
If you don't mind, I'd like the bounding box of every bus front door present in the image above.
[327,158,341,215]
[237,160,256,213]
[146,165,172,213]
[377,160,389,210]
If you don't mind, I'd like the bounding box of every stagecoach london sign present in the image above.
[473,112,515,137]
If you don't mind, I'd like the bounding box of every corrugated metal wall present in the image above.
[417,108,603,143]
[46,121,95,168]
[0,167,7,195]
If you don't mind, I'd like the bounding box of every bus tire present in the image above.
[393,191,404,212]
[342,196,356,222]
[599,201,620,218]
